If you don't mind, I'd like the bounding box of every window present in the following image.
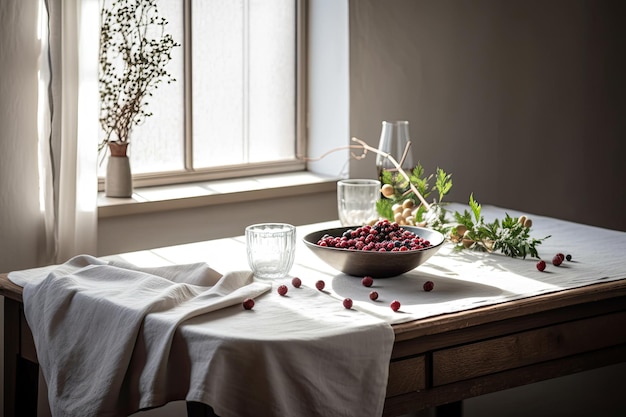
[98,0,305,187]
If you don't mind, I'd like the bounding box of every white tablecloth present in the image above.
[139,204,626,326]
[293,203,626,324]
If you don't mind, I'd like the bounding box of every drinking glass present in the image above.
[246,223,296,279]
[376,120,415,178]
[337,179,381,226]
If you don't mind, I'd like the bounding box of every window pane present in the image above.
[129,0,185,174]
[191,0,245,167]
[192,0,296,169]
[248,0,296,163]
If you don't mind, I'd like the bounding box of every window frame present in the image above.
[98,0,307,191]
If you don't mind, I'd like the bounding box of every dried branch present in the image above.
[350,137,430,210]
[99,0,179,152]
[298,137,430,211]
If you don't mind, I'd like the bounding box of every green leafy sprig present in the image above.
[377,166,550,259]
[377,162,452,229]
[448,194,550,258]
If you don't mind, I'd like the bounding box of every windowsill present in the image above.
[98,171,340,218]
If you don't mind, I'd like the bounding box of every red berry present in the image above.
[315,280,325,291]
[291,277,302,288]
[390,300,401,312]
[242,298,255,310]
[556,253,565,262]
[315,221,434,252]
[361,276,374,287]
[277,284,288,296]
[423,281,434,292]
[536,260,546,271]
[343,298,353,309]
[369,291,379,301]
[552,255,563,266]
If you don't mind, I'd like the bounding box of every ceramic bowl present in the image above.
[302,225,445,278]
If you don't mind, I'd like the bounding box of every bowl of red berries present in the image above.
[303,219,445,278]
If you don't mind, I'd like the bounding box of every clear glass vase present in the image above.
[376,120,415,179]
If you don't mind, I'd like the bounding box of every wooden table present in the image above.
[4,272,626,417]
[0,207,626,417]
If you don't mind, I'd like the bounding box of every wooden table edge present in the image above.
[392,279,626,341]
[0,273,23,303]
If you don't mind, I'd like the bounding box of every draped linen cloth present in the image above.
[10,255,395,417]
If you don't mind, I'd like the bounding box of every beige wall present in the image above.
[349,0,626,231]
[97,189,338,256]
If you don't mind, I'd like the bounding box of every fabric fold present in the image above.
[19,255,270,417]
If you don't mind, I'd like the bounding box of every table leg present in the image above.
[4,297,19,417]
[187,401,219,417]
[436,400,463,417]
[4,298,39,417]
[16,356,39,416]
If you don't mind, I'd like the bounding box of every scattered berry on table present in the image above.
[369,291,379,301]
[361,276,374,287]
[242,298,255,310]
[277,285,288,296]
[423,281,434,292]
[315,280,326,291]
[566,254,572,262]
[556,253,565,262]
[552,255,563,267]
[390,300,401,312]
[536,260,546,272]
[291,277,302,288]
[343,298,353,309]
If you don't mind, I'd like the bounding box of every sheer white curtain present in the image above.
[40,0,99,263]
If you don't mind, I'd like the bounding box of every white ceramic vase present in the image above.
[105,155,133,197]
